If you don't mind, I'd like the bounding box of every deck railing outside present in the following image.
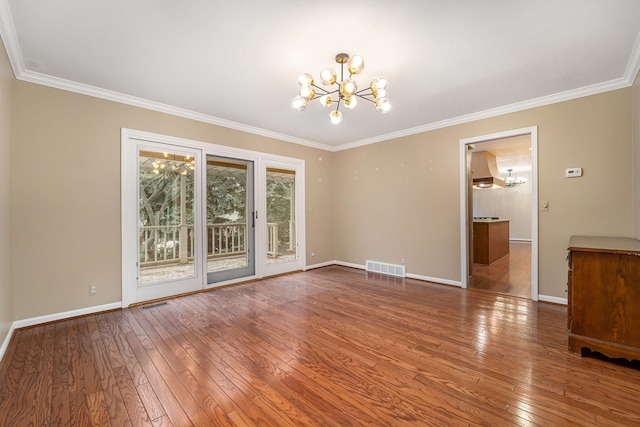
[140,222,283,266]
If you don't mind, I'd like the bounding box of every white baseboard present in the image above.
[0,322,17,364]
[406,273,462,287]
[538,295,567,305]
[334,260,365,270]
[1,302,122,365]
[330,260,461,287]
[12,302,122,329]
[305,260,338,270]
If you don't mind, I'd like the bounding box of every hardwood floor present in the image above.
[471,241,532,299]
[2,266,640,426]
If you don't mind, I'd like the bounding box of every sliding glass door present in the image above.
[206,156,255,284]
[122,129,305,306]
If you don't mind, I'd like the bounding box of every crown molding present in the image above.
[625,32,640,84]
[16,69,334,152]
[3,0,640,154]
[333,75,634,152]
[0,0,24,77]
[10,59,640,155]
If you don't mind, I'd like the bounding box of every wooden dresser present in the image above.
[567,235,640,361]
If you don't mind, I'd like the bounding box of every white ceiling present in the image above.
[1,0,640,151]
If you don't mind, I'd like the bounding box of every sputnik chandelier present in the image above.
[292,53,390,124]
[503,169,527,187]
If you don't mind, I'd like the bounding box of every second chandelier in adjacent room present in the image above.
[292,53,390,124]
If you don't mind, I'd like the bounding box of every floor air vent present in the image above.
[365,260,406,278]
[142,301,168,309]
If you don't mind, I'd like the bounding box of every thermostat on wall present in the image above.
[565,167,583,178]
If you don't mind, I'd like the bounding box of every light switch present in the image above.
[541,200,549,211]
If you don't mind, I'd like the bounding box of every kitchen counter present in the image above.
[473,219,510,264]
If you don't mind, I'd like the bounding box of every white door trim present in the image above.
[121,128,306,307]
[459,126,539,300]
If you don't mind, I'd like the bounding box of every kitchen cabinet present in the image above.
[473,219,509,264]
[567,235,640,361]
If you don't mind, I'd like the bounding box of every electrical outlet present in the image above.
[401,258,405,265]
[89,284,97,296]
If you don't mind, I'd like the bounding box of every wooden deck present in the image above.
[140,254,296,285]
[1,266,639,426]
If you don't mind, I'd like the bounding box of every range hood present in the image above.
[471,151,504,188]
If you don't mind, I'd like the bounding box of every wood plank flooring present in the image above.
[2,266,640,426]
[471,241,532,299]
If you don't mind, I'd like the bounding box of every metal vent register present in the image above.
[365,260,406,278]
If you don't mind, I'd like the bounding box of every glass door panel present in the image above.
[266,168,296,264]
[206,156,255,284]
[136,147,202,301]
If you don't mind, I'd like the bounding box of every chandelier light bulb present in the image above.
[330,110,343,124]
[319,94,333,107]
[292,95,308,111]
[371,77,387,91]
[347,55,365,74]
[299,85,315,100]
[298,73,313,86]
[376,97,391,114]
[340,79,357,97]
[320,68,337,86]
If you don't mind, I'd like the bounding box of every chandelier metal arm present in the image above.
[310,84,334,96]
[354,93,376,104]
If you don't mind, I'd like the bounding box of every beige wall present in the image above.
[6,56,638,320]
[633,72,640,238]
[334,89,633,299]
[12,81,334,320]
[0,41,14,343]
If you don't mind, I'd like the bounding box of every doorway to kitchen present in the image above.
[459,127,538,300]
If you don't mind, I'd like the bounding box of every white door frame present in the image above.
[121,128,306,307]
[459,126,539,300]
